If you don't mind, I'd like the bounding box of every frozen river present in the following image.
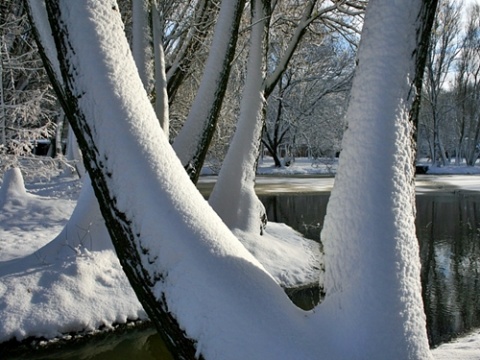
[197,174,480,195]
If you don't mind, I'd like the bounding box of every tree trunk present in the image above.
[35,3,303,358]
[132,0,153,94]
[172,0,245,183]
[152,1,169,136]
[318,0,437,358]
[40,1,202,357]
[208,0,268,234]
[261,126,282,167]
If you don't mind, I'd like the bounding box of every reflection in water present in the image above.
[261,192,480,348]
[260,194,329,242]
[8,191,480,358]
[417,192,480,347]
[5,326,172,360]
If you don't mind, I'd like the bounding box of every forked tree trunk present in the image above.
[28,0,438,359]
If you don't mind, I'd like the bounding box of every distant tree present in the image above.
[262,71,292,167]
[0,0,58,172]
[263,36,354,166]
[453,4,480,166]
[420,0,461,166]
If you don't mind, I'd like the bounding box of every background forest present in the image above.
[2,0,477,178]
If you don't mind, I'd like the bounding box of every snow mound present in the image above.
[235,222,323,289]
[0,170,77,261]
[0,173,146,343]
[0,168,27,205]
[432,330,480,360]
[0,249,146,343]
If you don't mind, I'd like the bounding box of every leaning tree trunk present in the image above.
[132,0,153,95]
[208,0,268,234]
[172,0,245,183]
[39,1,200,357]
[152,2,169,136]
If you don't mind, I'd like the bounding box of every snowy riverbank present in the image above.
[1,159,480,358]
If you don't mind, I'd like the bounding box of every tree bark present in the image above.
[409,0,439,140]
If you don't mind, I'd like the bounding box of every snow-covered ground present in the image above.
[256,156,480,176]
[1,158,480,358]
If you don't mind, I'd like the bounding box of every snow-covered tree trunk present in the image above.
[53,111,64,157]
[317,0,437,358]
[208,0,267,234]
[152,1,169,136]
[165,0,217,104]
[208,1,323,233]
[33,175,111,261]
[132,0,153,94]
[42,1,200,357]
[36,2,314,359]
[172,0,245,183]
[0,57,5,146]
